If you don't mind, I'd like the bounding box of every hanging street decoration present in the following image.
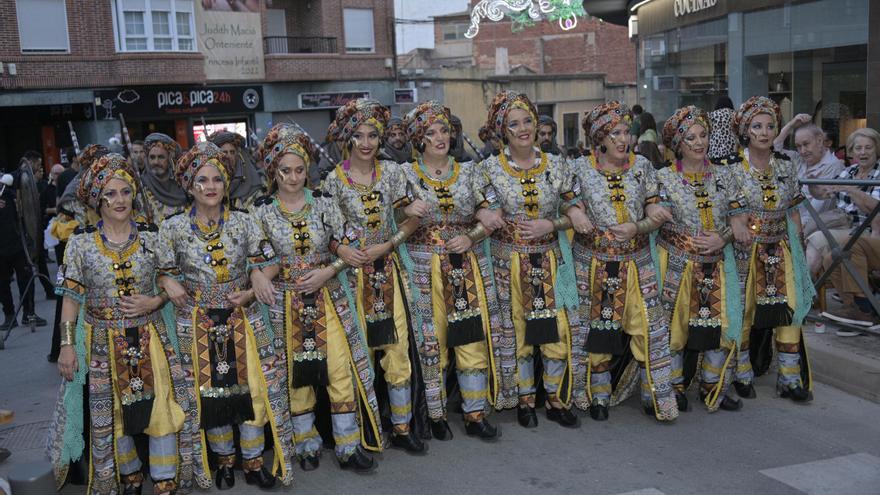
[464,0,588,38]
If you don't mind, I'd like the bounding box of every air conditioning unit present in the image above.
[628,15,638,38]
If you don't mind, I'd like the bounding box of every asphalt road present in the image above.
[1,296,879,495]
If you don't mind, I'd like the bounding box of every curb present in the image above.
[805,333,880,403]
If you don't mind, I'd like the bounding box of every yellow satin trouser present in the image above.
[356,256,412,386]
[510,250,571,361]
[742,242,802,347]
[109,323,185,440]
[658,247,732,353]
[588,260,647,366]
[290,287,356,413]
[430,252,490,372]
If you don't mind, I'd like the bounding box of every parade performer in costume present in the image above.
[656,106,747,412]
[717,96,814,403]
[48,153,192,495]
[400,101,507,440]
[252,123,382,472]
[381,116,413,164]
[572,101,678,422]
[208,130,265,210]
[317,99,427,453]
[141,134,187,223]
[473,90,584,429]
[156,142,295,490]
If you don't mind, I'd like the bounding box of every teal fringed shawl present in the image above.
[787,212,816,326]
[722,243,744,344]
[554,230,579,311]
[60,303,87,463]
[337,270,376,379]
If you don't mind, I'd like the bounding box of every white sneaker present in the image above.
[835,329,862,337]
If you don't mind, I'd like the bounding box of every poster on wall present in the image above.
[197,0,266,80]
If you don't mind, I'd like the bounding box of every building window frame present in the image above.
[343,8,376,53]
[15,0,71,53]
[111,0,196,53]
[440,22,469,41]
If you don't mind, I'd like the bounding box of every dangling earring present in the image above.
[625,144,631,153]
[599,145,608,154]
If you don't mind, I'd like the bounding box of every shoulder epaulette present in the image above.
[136,222,158,232]
[165,211,184,220]
[73,225,96,235]
[231,206,249,213]
[774,151,791,161]
[712,153,741,166]
[253,195,273,207]
[654,160,672,170]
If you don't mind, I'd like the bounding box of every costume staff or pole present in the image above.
[461,131,486,161]
[68,121,80,156]
[119,113,154,223]
[200,117,208,141]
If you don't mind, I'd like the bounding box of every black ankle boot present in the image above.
[214,465,235,490]
[779,384,811,403]
[546,405,579,427]
[675,390,689,412]
[464,418,498,440]
[339,447,376,473]
[430,419,453,440]
[589,402,609,421]
[390,429,426,454]
[733,381,756,399]
[516,405,538,428]
[243,462,276,490]
[121,472,143,495]
[299,454,319,471]
[700,391,743,411]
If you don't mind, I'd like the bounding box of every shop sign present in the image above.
[674,0,718,17]
[94,86,263,120]
[298,91,371,110]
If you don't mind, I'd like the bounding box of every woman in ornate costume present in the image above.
[656,106,747,412]
[716,96,814,403]
[572,101,678,422]
[49,153,191,495]
[156,142,295,490]
[252,124,381,472]
[473,90,584,429]
[317,98,427,453]
[399,101,507,440]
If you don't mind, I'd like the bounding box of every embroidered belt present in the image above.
[574,229,648,261]
[491,222,557,253]
[658,224,723,263]
[409,223,472,249]
[185,277,247,309]
[278,253,333,284]
[85,296,155,328]
[749,210,788,243]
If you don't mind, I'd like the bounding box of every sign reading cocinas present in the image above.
[674,0,718,17]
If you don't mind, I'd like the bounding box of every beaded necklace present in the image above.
[741,149,778,209]
[416,157,459,215]
[189,204,231,281]
[342,159,380,193]
[590,152,636,224]
[675,159,715,230]
[499,148,548,219]
[95,220,140,297]
[275,192,314,256]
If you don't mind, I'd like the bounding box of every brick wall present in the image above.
[466,14,636,83]
[0,0,394,90]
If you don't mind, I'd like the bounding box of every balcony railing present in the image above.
[264,36,338,55]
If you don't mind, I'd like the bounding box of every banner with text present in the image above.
[196,0,265,80]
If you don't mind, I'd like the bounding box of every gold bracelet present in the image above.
[330,258,347,275]
[466,223,488,243]
[60,321,76,347]
[390,230,408,248]
[552,216,572,231]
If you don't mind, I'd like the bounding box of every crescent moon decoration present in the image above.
[464,0,587,38]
